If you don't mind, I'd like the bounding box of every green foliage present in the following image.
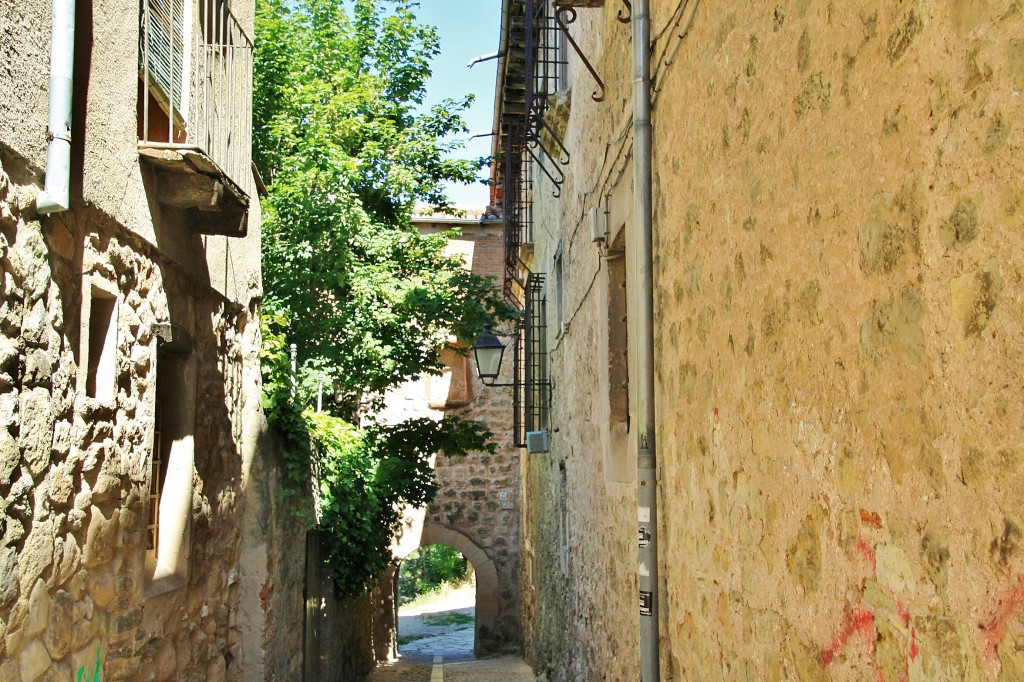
[399,544,470,605]
[260,307,314,494]
[254,0,516,597]
[311,413,494,597]
[255,0,515,416]
[422,611,474,627]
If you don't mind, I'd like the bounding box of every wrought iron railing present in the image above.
[510,273,550,447]
[139,0,253,191]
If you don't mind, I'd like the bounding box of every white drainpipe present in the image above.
[36,0,76,214]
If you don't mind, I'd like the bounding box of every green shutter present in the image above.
[140,0,185,108]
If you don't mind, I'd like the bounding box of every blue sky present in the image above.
[416,1,502,207]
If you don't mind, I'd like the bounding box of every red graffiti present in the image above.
[893,595,911,629]
[855,538,877,571]
[260,583,270,612]
[860,508,883,529]
[821,608,876,666]
[981,575,1024,656]
[909,625,919,662]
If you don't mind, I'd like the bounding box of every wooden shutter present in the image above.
[140,0,185,108]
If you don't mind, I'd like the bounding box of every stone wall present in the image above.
[0,148,262,680]
[431,223,522,655]
[0,0,271,678]
[518,1,1024,680]
[384,219,522,656]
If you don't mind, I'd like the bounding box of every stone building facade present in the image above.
[0,0,273,679]
[495,1,1024,680]
[385,213,523,657]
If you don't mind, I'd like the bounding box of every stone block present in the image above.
[20,387,54,476]
[23,579,50,638]
[42,589,72,659]
[86,568,117,608]
[18,519,54,591]
[0,427,18,491]
[23,347,54,387]
[83,506,117,568]
[0,545,19,607]
[876,544,916,596]
[20,297,47,348]
[19,637,52,681]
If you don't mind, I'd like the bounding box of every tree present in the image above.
[255,0,510,416]
[254,0,516,596]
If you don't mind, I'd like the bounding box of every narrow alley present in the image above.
[3,0,1024,680]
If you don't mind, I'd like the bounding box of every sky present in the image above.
[415,1,503,208]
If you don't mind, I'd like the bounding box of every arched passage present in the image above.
[403,523,498,656]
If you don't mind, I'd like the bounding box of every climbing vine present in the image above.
[262,310,498,597]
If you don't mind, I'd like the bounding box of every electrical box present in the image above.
[525,430,551,454]
[589,206,607,243]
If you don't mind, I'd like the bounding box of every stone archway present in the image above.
[414,523,500,656]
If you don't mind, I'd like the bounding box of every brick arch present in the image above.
[405,523,500,657]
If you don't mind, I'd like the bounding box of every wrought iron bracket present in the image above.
[617,0,631,23]
[525,143,565,198]
[535,114,571,166]
[554,6,606,102]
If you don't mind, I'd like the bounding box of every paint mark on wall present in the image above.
[855,537,877,570]
[980,574,1024,657]
[77,646,103,682]
[821,607,876,666]
[860,508,883,529]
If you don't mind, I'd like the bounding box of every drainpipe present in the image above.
[630,1,660,680]
[36,0,76,214]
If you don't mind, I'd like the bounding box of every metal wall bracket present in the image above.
[554,6,606,102]
[617,0,631,23]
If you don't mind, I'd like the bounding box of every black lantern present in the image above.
[472,325,506,385]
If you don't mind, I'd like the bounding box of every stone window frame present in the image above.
[144,325,197,598]
[599,176,636,484]
[553,240,566,338]
[78,277,120,404]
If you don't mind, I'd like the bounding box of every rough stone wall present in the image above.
[236,428,310,682]
[0,0,269,678]
[315,564,397,682]
[0,150,260,680]
[520,1,1024,680]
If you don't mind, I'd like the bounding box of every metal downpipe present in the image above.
[37,0,76,214]
[630,0,660,680]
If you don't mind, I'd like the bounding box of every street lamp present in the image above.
[471,325,508,386]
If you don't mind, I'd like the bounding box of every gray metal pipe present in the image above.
[37,0,76,214]
[629,0,660,680]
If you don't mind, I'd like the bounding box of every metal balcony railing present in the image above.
[139,0,253,193]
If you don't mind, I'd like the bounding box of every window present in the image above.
[553,242,565,335]
[139,0,189,143]
[146,347,195,596]
[600,178,635,483]
[83,285,118,402]
[525,273,550,434]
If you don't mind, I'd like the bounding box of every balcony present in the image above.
[138,0,253,237]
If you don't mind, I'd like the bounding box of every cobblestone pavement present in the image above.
[443,656,535,681]
[365,655,535,682]
[365,586,534,681]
